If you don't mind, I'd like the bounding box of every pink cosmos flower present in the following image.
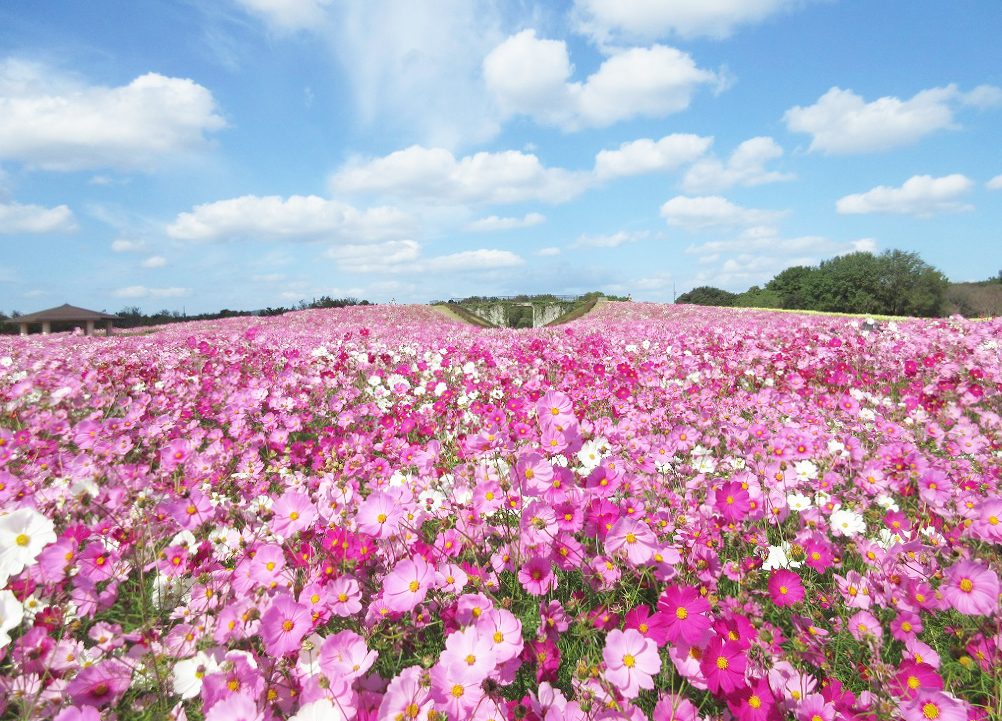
[383,556,434,612]
[973,498,1002,542]
[700,635,747,696]
[65,658,133,708]
[518,556,557,595]
[796,693,835,721]
[261,594,312,656]
[536,390,574,428]
[652,693,701,721]
[169,490,214,530]
[476,607,523,663]
[940,559,999,615]
[271,490,317,537]
[516,452,554,497]
[602,628,661,699]
[439,626,498,683]
[328,575,362,617]
[891,660,943,700]
[377,666,432,721]
[714,481,752,523]
[768,569,805,607]
[900,689,968,721]
[204,692,264,721]
[624,605,671,647]
[657,584,712,646]
[355,491,402,538]
[604,517,657,566]
[846,610,882,642]
[430,661,485,719]
[319,629,378,681]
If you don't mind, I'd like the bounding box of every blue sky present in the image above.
[1,0,1000,313]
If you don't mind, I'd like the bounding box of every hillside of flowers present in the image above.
[1,302,1000,721]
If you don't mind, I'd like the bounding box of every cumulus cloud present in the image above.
[0,60,226,171]
[571,230,649,248]
[572,0,820,41]
[113,285,191,299]
[594,133,712,180]
[685,227,875,257]
[0,201,77,234]
[325,238,524,274]
[987,174,1002,190]
[660,196,789,230]
[836,174,975,217]
[166,195,416,243]
[141,256,168,268]
[784,84,1001,154]
[681,136,794,192]
[330,146,590,204]
[484,31,718,131]
[464,212,545,232]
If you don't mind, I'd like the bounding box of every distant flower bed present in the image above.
[0,303,1000,721]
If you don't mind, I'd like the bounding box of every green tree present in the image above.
[872,249,949,317]
[766,266,820,309]
[675,286,738,307]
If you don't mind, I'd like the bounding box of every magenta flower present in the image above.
[65,658,133,708]
[383,556,434,612]
[941,560,999,615]
[846,610,882,642]
[261,594,312,656]
[891,660,943,700]
[624,605,671,647]
[518,556,557,595]
[768,569,805,607]
[602,628,661,699]
[714,481,752,523]
[657,584,712,646]
[700,635,748,696]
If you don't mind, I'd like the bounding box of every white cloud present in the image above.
[465,212,546,232]
[330,146,590,205]
[111,239,147,252]
[681,136,794,192]
[484,31,718,131]
[571,230,649,248]
[166,195,416,243]
[0,201,77,233]
[987,174,1002,190]
[536,247,561,257]
[572,0,820,41]
[113,285,191,299]
[660,196,789,230]
[784,84,1001,154]
[594,133,712,180]
[298,0,506,147]
[836,174,975,217]
[232,0,332,30]
[0,60,226,171]
[325,238,524,275]
[141,256,168,268]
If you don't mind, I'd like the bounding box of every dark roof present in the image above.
[7,304,119,323]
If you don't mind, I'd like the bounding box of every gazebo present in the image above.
[7,304,119,336]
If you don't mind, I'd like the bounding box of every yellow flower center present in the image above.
[922,702,940,719]
[676,607,688,620]
[623,654,635,668]
[959,578,974,593]
[15,534,29,547]
[716,657,728,669]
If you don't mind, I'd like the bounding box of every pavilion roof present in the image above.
[7,304,119,323]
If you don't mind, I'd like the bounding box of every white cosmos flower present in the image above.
[173,650,221,699]
[762,543,802,571]
[786,493,813,512]
[830,509,866,537]
[290,698,345,721]
[0,590,24,649]
[793,460,818,481]
[0,508,57,586]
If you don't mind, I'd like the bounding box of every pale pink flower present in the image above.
[604,516,657,566]
[941,560,1000,616]
[383,556,434,612]
[603,628,661,699]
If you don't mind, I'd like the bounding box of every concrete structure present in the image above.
[462,301,577,328]
[7,304,119,336]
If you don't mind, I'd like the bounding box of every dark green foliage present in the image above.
[675,286,738,307]
[764,250,949,317]
[734,285,782,308]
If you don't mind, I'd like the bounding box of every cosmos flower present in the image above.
[602,628,661,699]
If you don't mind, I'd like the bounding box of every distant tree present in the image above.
[734,286,782,308]
[872,249,949,317]
[675,286,738,307]
[766,266,820,309]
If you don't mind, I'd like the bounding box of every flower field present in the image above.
[1,302,1001,721]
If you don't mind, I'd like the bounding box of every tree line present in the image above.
[676,250,999,318]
